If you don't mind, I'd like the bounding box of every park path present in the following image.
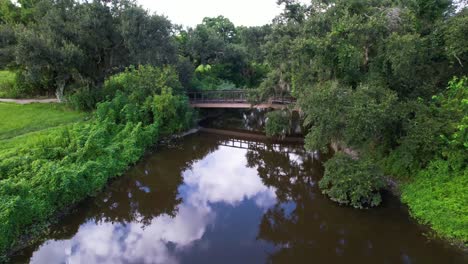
[0,98,59,104]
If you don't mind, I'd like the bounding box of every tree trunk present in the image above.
[55,80,65,102]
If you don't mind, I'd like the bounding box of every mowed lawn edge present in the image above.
[0,102,85,140]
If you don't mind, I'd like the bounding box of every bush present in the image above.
[191,64,238,90]
[68,65,184,111]
[0,71,16,98]
[401,160,468,242]
[383,77,467,178]
[319,153,385,209]
[265,110,291,138]
[67,85,105,111]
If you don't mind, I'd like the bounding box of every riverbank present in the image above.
[332,140,467,248]
[3,126,200,260]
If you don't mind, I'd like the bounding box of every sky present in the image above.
[138,0,285,28]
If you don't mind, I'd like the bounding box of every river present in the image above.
[10,112,467,263]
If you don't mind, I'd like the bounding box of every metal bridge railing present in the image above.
[187,90,295,105]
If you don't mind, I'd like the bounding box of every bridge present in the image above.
[187,90,295,109]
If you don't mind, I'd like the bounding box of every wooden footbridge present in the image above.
[187,90,295,109]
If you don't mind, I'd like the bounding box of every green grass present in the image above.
[0,102,85,140]
[0,71,16,98]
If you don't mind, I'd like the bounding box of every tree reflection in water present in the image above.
[249,143,463,264]
[246,144,332,262]
[94,135,221,224]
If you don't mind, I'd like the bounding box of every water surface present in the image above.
[11,131,466,263]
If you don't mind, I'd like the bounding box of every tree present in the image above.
[202,15,237,43]
[259,0,468,209]
[0,0,42,25]
[119,6,177,66]
[11,0,179,101]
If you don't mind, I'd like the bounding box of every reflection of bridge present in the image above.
[187,90,295,109]
[199,127,307,155]
[220,138,304,155]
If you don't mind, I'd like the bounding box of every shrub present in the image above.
[265,110,291,138]
[152,88,195,135]
[383,77,467,178]
[319,153,385,209]
[0,71,16,98]
[401,160,468,242]
[67,85,105,112]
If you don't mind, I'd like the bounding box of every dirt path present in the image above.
[0,98,59,104]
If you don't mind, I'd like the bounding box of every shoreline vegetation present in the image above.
[0,0,467,259]
[0,66,195,259]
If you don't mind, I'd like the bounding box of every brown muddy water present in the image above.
[10,118,467,263]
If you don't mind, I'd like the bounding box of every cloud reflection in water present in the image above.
[30,146,277,264]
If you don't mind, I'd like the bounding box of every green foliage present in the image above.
[265,110,291,138]
[443,9,468,68]
[0,24,16,68]
[191,64,237,90]
[104,65,183,100]
[320,153,385,209]
[181,16,270,89]
[0,66,194,258]
[0,70,15,97]
[67,85,105,112]
[265,2,467,237]
[0,0,41,25]
[301,81,397,152]
[8,0,177,100]
[440,77,468,167]
[384,77,468,177]
[401,160,468,242]
[382,76,467,242]
[68,65,183,111]
[152,88,195,135]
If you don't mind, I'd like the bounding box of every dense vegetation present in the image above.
[0,70,15,97]
[0,0,271,101]
[265,110,291,138]
[257,0,467,244]
[0,0,466,255]
[0,66,194,258]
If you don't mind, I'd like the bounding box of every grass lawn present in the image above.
[0,102,85,140]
